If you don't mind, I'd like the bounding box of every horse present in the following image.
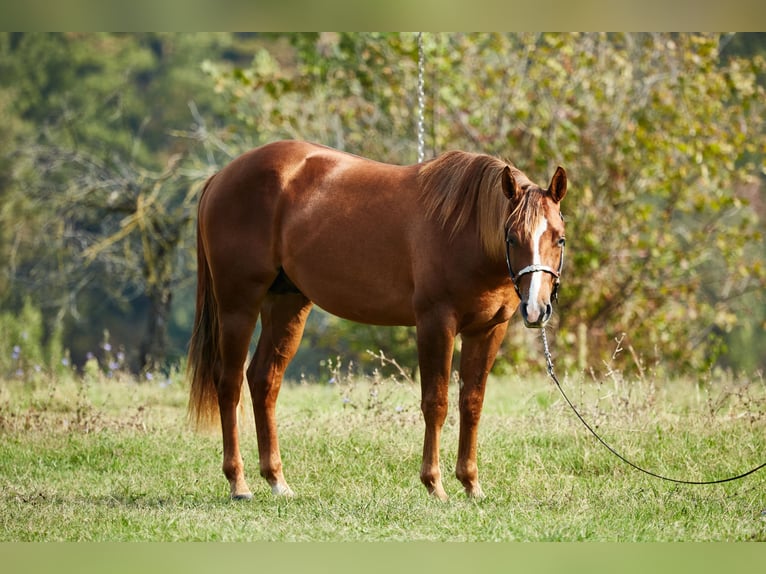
[187,140,568,500]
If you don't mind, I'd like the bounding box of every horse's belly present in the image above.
[283,254,416,326]
[299,276,416,326]
[315,292,416,326]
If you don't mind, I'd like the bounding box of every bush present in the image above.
[0,299,71,381]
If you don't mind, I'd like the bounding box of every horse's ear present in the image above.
[548,166,567,203]
[501,166,518,201]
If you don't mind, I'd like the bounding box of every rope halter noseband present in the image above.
[504,214,565,303]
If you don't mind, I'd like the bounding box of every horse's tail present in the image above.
[187,175,221,430]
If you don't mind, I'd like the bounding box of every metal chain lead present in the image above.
[416,32,426,164]
[540,326,766,484]
[541,326,555,377]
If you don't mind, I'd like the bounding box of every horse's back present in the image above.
[199,141,359,249]
[205,140,410,205]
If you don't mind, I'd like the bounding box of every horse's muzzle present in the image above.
[521,301,552,328]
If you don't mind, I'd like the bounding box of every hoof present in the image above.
[271,482,295,497]
[428,487,449,502]
[230,491,253,501]
[465,486,485,500]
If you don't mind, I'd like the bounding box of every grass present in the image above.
[1,365,766,541]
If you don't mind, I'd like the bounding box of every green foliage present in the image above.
[0,33,233,371]
[202,32,420,162]
[0,299,67,378]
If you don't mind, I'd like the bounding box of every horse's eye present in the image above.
[558,237,566,247]
[507,235,517,247]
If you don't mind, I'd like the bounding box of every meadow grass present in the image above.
[1,366,766,541]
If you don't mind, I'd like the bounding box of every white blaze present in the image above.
[526,216,548,321]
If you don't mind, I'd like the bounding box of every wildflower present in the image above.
[103,343,112,352]
[12,345,21,360]
[61,357,70,367]
[86,351,95,361]
[108,361,120,371]
[145,372,154,381]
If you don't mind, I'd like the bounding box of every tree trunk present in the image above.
[139,284,172,374]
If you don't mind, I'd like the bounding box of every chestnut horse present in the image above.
[188,140,568,500]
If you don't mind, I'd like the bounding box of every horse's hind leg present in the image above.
[247,291,312,496]
[214,276,272,500]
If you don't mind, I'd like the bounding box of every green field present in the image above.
[1,367,765,541]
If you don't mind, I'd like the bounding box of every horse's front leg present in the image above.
[415,312,457,501]
[456,321,509,498]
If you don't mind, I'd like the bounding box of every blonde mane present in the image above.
[418,151,543,261]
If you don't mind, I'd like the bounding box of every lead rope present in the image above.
[540,326,766,485]
[416,32,426,164]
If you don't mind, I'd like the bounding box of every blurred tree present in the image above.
[0,32,233,371]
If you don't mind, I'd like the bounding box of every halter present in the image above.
[504,219,565,303]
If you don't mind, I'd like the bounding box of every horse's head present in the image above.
[502,165,567,328]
